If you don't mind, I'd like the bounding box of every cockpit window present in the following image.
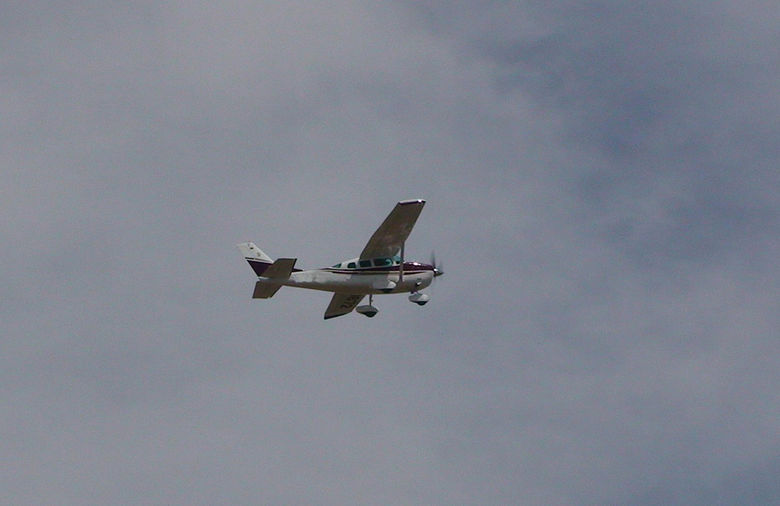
[332,263,341,268]
[359,260,371,268]
[373,258,392,267]
[392,255,401,264]
[348,262,357,269]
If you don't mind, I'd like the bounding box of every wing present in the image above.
[324,293,366,320]
[359,199,426,259]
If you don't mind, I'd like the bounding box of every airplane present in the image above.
[237,199,443,319]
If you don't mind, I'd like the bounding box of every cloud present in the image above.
[1,1,777,504]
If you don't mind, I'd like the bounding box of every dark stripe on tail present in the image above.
[247,259,272,276]
[247,258,302,276]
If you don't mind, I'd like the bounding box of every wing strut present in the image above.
[399,242,404,283]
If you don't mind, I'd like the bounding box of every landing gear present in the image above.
[409,292,430,306]
[356,294,379,317]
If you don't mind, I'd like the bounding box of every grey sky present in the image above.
[2,1,778,504]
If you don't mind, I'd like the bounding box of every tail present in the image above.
[237,242,274,276]
[237,242,298,299]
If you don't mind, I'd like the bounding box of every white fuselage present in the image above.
[257,268,434,295]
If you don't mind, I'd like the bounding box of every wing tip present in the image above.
[398,198,425,206]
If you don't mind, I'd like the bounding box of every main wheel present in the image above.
[356,304,379,317]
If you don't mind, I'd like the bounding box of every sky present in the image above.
[2,1,778,504]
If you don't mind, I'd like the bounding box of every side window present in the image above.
[359,260,371,268]
[348,262,357,269]
[373,258,391,267]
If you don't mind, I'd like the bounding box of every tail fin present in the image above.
[249,258,297,299]
[237,242,272,262]
[237,242,298,280]
[238,242,298,300]
[237,242,274,276]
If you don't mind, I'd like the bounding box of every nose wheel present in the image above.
[409,291,430,306]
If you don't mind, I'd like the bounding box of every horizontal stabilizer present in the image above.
[253,281,282,299]
[262,258,297,279]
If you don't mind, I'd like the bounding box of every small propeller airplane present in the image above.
[238,199,443,319]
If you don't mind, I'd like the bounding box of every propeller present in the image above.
[430,251,444,278]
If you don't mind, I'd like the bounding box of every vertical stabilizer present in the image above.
[237,242,274,276]
[237,242,272,262]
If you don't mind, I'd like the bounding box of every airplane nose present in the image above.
[430,251,443,277]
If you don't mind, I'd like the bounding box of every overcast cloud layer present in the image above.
[2,1,778,504]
